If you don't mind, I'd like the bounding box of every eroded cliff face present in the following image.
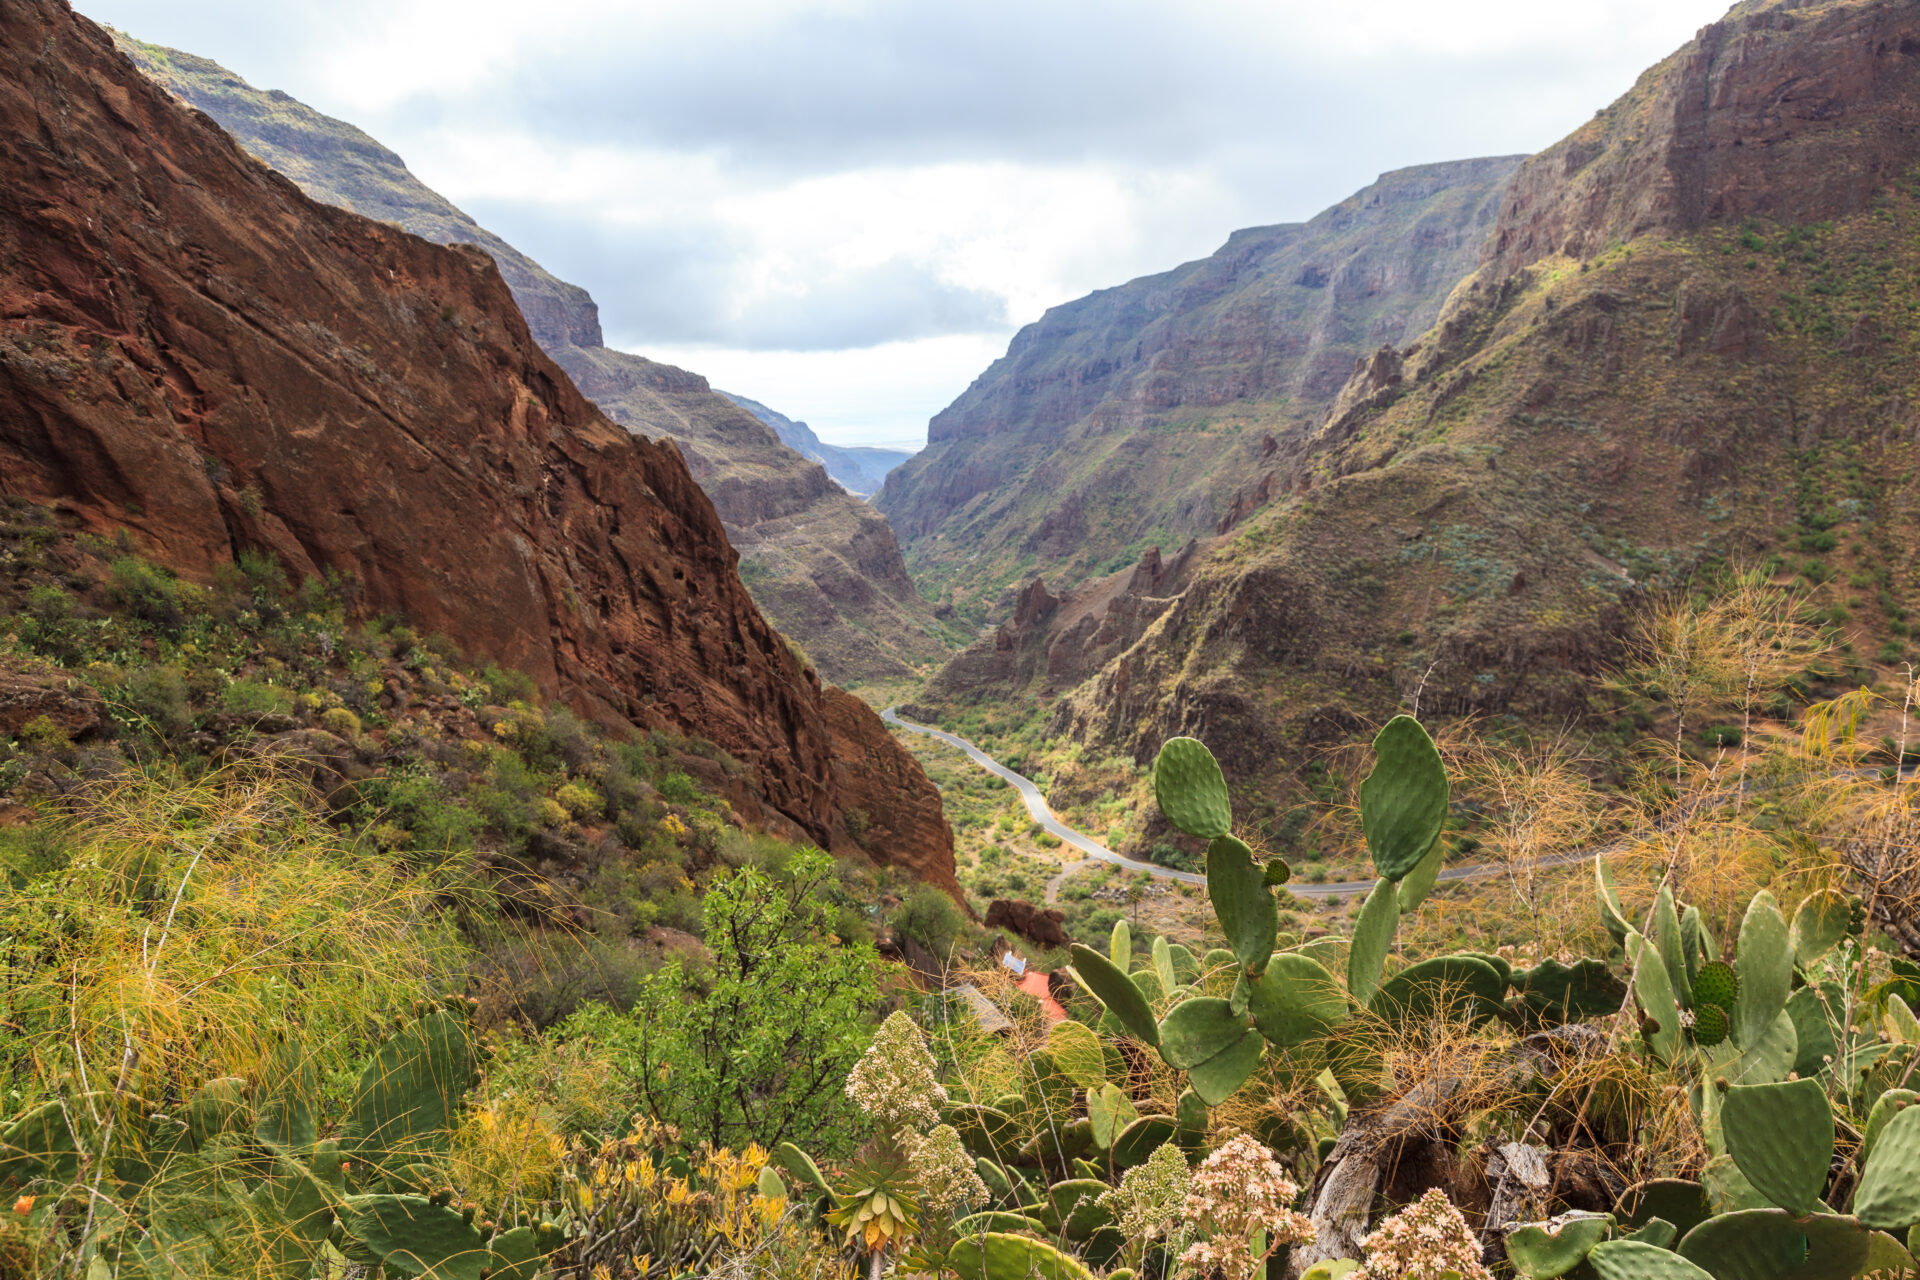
[1053,0,1920,819]
[1485,0,1920,276]
[874,158,1522,616]
[114,33,953,686]
[0,0,955,894]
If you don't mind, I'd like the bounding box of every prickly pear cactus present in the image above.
[1718,1078,1831,1215]
[1505,1212,1611,1280]
[339,1193,491,1280]
[346,1003,483,1172]
[1359,715,1448,881]
[1152,738,1232,839]
[944,1231,1096,1280]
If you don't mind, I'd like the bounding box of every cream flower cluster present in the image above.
[1359,1187,1493,1280]
[1097,1141,1192,1246]
[899,1123,989,1216]
[1178,1134,1315,1280]
[843,1010,947,1132]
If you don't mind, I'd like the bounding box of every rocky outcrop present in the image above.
[113,32,951,686]
[1484,0,1920,277]
[912,542,1199,714]
[875,158,1522,615]
[0,0,952,880]
[983,899,1069,949]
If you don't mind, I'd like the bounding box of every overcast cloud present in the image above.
[77,0,1734,449]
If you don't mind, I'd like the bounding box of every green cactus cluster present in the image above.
[1064,718,1623,1114]
[0,998,562,1280]
[1507,1074,1920,1280]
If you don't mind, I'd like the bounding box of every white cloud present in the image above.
[76,0,1740,448]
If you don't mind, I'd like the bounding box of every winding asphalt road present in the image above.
[881,707,1544,900]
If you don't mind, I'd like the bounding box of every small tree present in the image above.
[588,847,881,1154]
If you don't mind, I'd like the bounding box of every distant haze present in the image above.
[78,0,1734,450]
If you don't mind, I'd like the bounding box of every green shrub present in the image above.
[121,664,192,737]
[481,664,537,704]
[555,782,602,819]
[1700,724,1744,749]
[567,847,880,1154]
[891,882,967,963]
[107,556,183,629]
[657,771,702,805]
[219,678,292,718]
[319,706,362,738]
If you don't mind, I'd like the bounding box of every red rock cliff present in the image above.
[1486,0,1920,277]
[0,0,956,894]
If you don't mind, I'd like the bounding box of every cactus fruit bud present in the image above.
[1692,962,1738,1013]
[1690,1003,1729,1047]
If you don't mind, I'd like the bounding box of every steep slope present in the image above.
[722,392,913,498]
[113,34,953,686]
[875,157,1523,618]
[0,0,955,892]
[1053,0,1920,824]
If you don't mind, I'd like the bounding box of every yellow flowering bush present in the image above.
[554,1122,852,1279]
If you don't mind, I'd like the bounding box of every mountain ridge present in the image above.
[722,391,914,498]
[1,0,956,890]
[875,156,1524,618]
[112,32,955,685]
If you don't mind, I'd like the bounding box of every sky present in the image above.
[77,0,1736,452]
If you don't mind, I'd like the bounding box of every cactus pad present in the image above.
[483,1226,553,1280]
[0,1100,78,1185]
[1348,877,1400,1005]
[945,1232,1096,1280]
[1629,931,1682,1064]
[1068,944,1160,1046]
[1247,952,1347,1047]
[1854,1103,1920,1231]
[1505,1213,1612,1280]
[1676,1209,1870,1280]
[1596,858,1632,944]
[1046,1020,1106,1091]
[1733,892,1791,1052]
[953,1210,1044,1236]
[1359,715,1449,881]
[1370,954,1506,1028]
[1656,884,1692,1009]
[1790,889,1851,968]
[340,1193,491,1280]
[346,1008,481,1170]
[1511,958,1627,1025]
[1152,738,1232,839]
[1692,961,1738,1013]
[1088,1083,1138,1150]
[1396,836,1447,913]
[1109,918,1132,970]
[1207,834,1277,975]
[1586,1241,1716,1280]
[1861,1089,1917,1167]
[1039,1179,1113,1240]
[1720,1078,1832,1215]
[1620,1180,1710,1240]
[1109,1119,1178,1170]
[943,1108,1021,1164]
